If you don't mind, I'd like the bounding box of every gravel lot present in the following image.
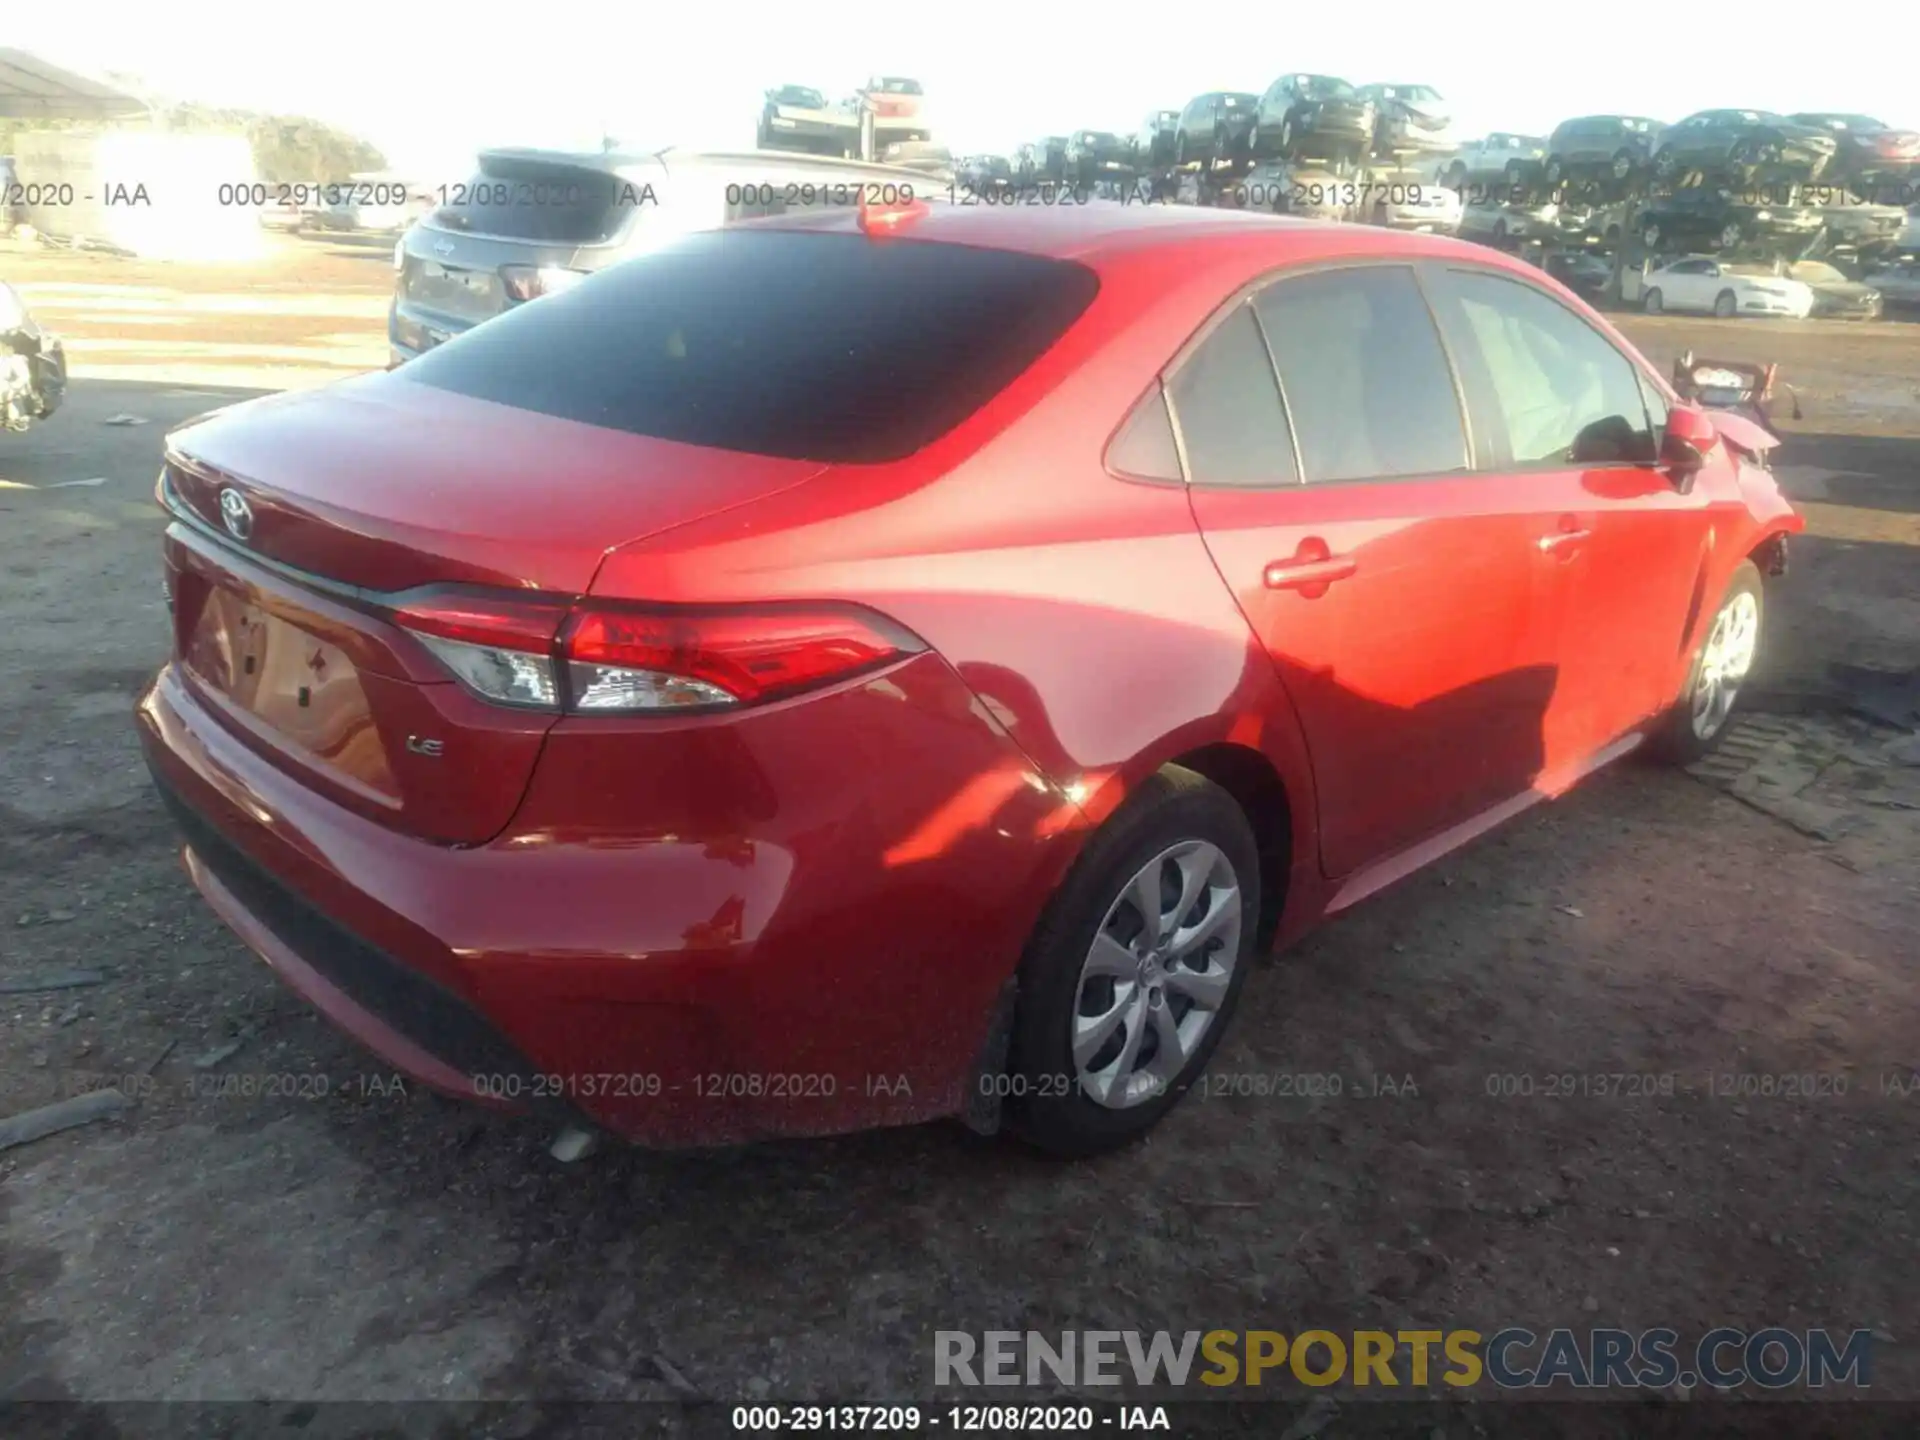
[2,232,1917,1431]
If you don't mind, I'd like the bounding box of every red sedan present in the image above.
[138,200,1802,1157]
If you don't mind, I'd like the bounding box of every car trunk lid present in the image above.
[160,373,827,844]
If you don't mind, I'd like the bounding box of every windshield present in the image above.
[1400,86,1443,104]
[1726,263,1785,277]
[1789,263,1848,282]
[872,78,923,95]
[776,87,825,108]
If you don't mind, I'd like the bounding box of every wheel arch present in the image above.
[1162,742,1293,952]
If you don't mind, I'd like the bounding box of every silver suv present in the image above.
[389,147,935,364]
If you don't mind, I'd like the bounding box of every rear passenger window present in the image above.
[1438,269,1656,466]
[1165,305,1298,485]
[1253,266,1468,483]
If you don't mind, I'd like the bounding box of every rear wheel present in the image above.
[1005,768,1259,1158]
[1714,288,1738,318]
[1653,562,1765,762]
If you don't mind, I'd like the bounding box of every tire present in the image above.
[1652,146,1677,179]
[1642,220,1663,250]
[1611,149,1634,180]
[1278,117,1294,155]
[1492,218,1509,244]
[1717,223,1744,251]
[1174,132,1189,166]
[1651,561,1765,763]
[1447,160,1467,187]
[1644,287,1664,315]
[1004,767,1261,1159]
[1505,159,1525,184]
[1714,288,1737,318]
[1545,156,1565,186]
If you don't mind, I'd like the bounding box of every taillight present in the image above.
[562,605,922,711]
[499,265,588,302]
[391,591,567,711]
[390,592,922,714]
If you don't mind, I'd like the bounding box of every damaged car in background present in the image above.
[1652,110,1838,182]
[0,280,66,434]
[1862,259,1920,308]
[1458,196,1593,247]
[1787,260,1884,319]
[1789,114,1920,180]
[1174,91,1258,166]
[1441,132,1547,187]
[1638,185,1825,254]
[1362,170,1463,233]
[1065,131,1129,187]
[1249,74,1373,167]
[1358,83,1455,157]
[759,85,858,155]
[1134,110,1181,171]
[1640,256,1815,318]
[1544,115,1665,186]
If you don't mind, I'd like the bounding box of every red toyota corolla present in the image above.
[138,200,1801,1156]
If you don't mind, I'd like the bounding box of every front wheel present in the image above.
[1644,287,1664,315]
[1004,767,1260,1158]
[1653,561,1765,763]
[1713,288,1738,318]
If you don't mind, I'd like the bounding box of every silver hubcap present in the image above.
[1692,591,1759,739]
[1072,841,1242,1110]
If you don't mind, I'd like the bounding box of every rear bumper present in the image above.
[388,301,464,360]
[137,653,1075,1146]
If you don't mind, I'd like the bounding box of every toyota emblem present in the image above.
[218,487,254,542]
[433,239,455,257]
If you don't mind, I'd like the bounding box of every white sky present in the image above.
[12,2,1913,180]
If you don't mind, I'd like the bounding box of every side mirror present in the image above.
[1660,405,1717,491]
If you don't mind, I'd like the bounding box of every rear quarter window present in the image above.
[399,228,1101,464]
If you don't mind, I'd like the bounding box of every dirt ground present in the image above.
[2,231,1918,1432]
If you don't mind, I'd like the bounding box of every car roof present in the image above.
[752,199,1541,274]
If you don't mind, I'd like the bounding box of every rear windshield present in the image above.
[430,158,639,245]
[401,228,1101,464]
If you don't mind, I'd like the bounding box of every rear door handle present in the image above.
[1537,528,1591,554]
[1264,554,1357,591]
